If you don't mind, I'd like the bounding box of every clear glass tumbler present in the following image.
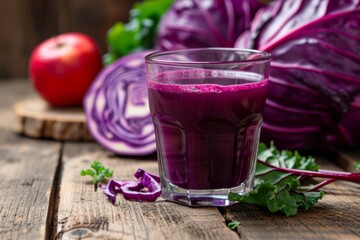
[145,48,271,206]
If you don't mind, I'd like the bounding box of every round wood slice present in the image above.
[13,98,93,141]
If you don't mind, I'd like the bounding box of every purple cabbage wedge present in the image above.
[341,96,360,147]
[156,0,264,50]
[235,0,360,150]
[329,94,360,148]
[84,51,156,156]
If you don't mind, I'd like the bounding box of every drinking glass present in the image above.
[145,48,271,206]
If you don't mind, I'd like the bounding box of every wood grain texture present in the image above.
[13,98,92,141]
[223,158,360,240]
[55,143,239,240]
[0,134,62,239]
[0,80,62,239]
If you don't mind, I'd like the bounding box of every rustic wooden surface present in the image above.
[13,98,92,141]
[0,80,61,239]
[0,129,61,239]
[55,143,238,240]
[1,79,360,240]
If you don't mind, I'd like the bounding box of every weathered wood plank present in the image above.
[55,143,239,239]
[0,80,62,239]
[223,158,360,240]
[0,134,62,239]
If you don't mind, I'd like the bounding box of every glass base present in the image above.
[161,179,253,207]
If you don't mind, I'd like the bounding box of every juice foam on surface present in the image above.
[147,70,268,93]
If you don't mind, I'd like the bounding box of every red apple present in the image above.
[29,32,102,107]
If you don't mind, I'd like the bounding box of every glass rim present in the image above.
[145,48,271,66]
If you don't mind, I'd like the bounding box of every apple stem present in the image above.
[54,36,64,48]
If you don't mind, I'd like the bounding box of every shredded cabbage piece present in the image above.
[101,169,161,204]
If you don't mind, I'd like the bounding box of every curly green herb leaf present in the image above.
[80,160,113,191]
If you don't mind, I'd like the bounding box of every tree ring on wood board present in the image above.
[12,98,93,141]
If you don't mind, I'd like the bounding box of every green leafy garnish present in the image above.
[80,160,113,191]
[229,142,324,217]
[104,0,173,65]
[227,221,241,230]
[229,181,324,217]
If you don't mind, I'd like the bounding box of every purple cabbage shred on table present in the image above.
[101,168,161,204]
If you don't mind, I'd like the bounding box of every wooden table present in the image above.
[1,79,360,240]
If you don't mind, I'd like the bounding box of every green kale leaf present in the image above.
[104,0,173,65]
[229,142,324,217]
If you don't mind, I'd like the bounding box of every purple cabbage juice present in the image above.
[148,70,268,190]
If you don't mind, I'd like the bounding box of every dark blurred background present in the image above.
[0,0,137,80]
